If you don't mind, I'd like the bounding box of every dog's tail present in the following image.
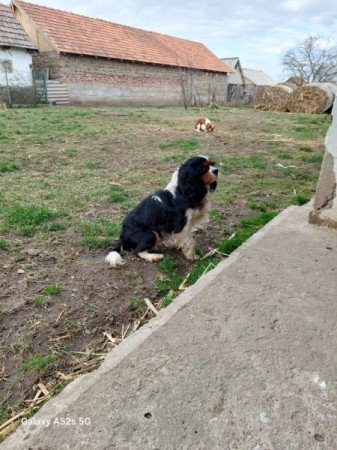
[105,239,125,267]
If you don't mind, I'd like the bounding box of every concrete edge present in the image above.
[1,205,299,448]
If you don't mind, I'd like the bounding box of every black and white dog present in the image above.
[105,156,218,267]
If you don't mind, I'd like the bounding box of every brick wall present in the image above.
[32,53,228,106]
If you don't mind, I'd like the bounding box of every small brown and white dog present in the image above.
[195,118,214,132]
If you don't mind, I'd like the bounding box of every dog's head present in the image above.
[177,156,218,206]
[205,122,214,132]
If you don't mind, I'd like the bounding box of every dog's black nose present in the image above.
[213,168,219,175]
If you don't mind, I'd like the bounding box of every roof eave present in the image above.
[11,0,60,54]
[0,43,37,51]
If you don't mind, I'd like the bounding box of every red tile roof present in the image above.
[12,0,230,73]
[0,3,36,49]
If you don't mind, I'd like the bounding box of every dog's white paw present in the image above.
[151,253,164,262]
[138,251,164,263]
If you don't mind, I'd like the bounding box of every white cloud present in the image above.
[281,0,315,11]
[13,0,337,80]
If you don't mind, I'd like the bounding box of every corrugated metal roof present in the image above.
[242,68,276,86]
[0,3,36,49]
[221,58,240,70]
[13,0,231,73]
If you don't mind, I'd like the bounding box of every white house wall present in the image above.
[0,48,33,87]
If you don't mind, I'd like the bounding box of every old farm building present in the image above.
[221,57,276,104]
[11,0,231,106]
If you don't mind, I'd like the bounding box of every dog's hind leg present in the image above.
[134,233,164,263]
[138,251,164,263]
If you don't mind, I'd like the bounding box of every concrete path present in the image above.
[2,204,337,450]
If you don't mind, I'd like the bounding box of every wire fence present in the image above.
[0,68,47,106]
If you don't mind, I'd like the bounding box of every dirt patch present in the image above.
[0,225,220,424]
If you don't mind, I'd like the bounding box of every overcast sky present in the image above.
[16,0,337,81]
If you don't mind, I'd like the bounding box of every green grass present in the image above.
[130,297,147,312]
[219,155,267,174]
[291,194,310,205]
[187,258,216,286]
[11,334,32,353]
[66,148,78,157]
[161,292,177,307]
[298,145,314,153]
[0,106,327,232]
[300,154,323,164]
[43,284,61,296]
[274,165,316,182]
[43,222,67,232]
[77,219,120,249]
[155,276,183,296]
[107,186,128,203]
[160,138,201,163]
[275,151,293,160]
[295,116,326,125]
[291,121,327,140]
[0,204,59,235]
[19,353,56,374]
[0,406,10,426]
[0,162,21,173]
[159,138,199,151]
[64,320,87,336]
[209,210,222,223]
[219,212,277,254]
[0,237,10,250]
[32,295,49,308]
[247,200,267,212]
[155,255,182,295]
[156,253,218,297]
[158,255,178,276]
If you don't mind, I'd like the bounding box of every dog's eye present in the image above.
[209,160,215,166]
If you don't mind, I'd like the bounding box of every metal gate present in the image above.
[32,68,49,103]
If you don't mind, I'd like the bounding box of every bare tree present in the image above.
[175,52,215,109]
[281,35,337,83]
[177,67,196,109]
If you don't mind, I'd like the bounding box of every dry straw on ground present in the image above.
[254,85,293,112]
[287,83,337,114]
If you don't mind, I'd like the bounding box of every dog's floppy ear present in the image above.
[178,163,194,194]
[178,161,208,207]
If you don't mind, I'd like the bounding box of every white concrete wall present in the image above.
[0,48,33,87]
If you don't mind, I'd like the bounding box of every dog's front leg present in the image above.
[182,241,198,260]
[172,232,198,260]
